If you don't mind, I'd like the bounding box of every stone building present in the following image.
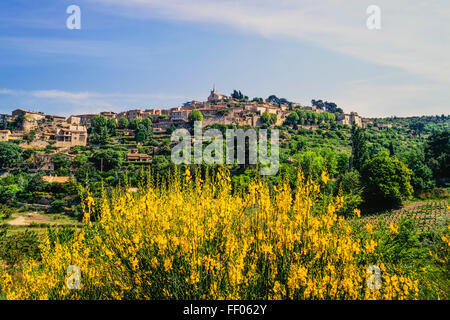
[100,111,117,120]
[12,109,46,132]
[55,128,88,147]
[117,109,152,121]
[337,112,363,127]
[207,86,228,103]
[172,110,190,121]
[0,130,10,141]
[73,114,99,126]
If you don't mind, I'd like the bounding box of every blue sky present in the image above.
[0,0,449,117]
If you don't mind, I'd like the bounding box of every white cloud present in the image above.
[89,0,450,83]
[0,89,17,95]
[87,0,450,115]
[0,88,185,116]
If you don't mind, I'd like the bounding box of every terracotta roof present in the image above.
[60,129,87,133]
[127,153,151,157]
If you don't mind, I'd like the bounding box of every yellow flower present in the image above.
[365,239,377,254]
[183,167,191,182]
[163,257,173,272]
[365,223,374,233]
[389,222,399,234]
[86,196,95,208]
[353,208,361,218]
[321,171,329,185]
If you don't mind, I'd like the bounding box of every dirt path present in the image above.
[6,212,50,227]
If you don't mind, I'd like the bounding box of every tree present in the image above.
[311,99,325,110]
[128,119,141,130]
[52,154,71,171]
[410,121,425,137]
[118,117,129,129]
[337,170,363,217]
[189,110,203,125]
[135,124,148,143]
[261,112,271,125]
[231,90,248,101]
[91,115,107,130]
[27,172,47,193]
[151,155,171,176]
[49,199,68,213]
[72,154,89,168]
[351,124,369,171]
[107,118,117,136]
[336,153,350,175]
[399,147,435,194]
[267,95,291,106]
[361,156,413,209]
[0,203,14,220]
[142,116,153,132]
[0,142,22,168]
[425,129,449,180]
[286,112,299,125]
[90,115,109,145]
[91,149,123,171]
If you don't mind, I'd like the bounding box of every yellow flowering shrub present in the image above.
[0,168,419,300]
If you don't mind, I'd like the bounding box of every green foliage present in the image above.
[425,129,449,180]
[286,112,299,125]
[351,124,369,172]
[399,147,435,194]
[361,155,413,209]
[231,90,248,101]
[49,199,68,213]
[118,117,129,129]
[91,149,123,171]
[135,123,149,143]
[107,118,117,136]
[151,155,171,176]
[72,154,89,168]
[27,172,47,193]
[189,109,203,124]
[0,230,41,269]
[142,116,153,132]
[0,184,20,204]
[0,142,22,168]
[128,119,141,131]
[0,204,14,220]
[52,153,71,171]
[90,115,110,145]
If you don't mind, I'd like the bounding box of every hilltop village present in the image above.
[0,88,368,151]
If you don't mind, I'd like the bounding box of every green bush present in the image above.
[0,230,41,269]
[49,199,68,213]
[0,204,14,220]
[361,156,413,209]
